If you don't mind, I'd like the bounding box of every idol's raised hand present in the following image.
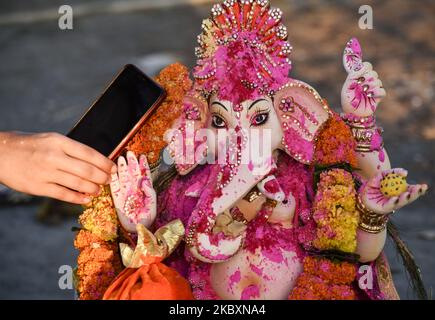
[110,151,156,233]
[360,168,428,215]
[341,38,386,117]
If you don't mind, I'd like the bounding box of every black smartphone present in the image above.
[67,64,165,160]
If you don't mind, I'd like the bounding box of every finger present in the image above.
[61,136,115,174]
[395,191,411,209]
[343,38,363,74]
[58,156,111,185]
[406,187,421,204]
[391,168,408,178]
[420,184,429,194]
[349,62,372,80]
[367,70,379,80]
[109,171,124,210]
[407,184,428,203]
[395,185,422,209]
[362,62,373,73]
[141,179,156,200]
[53,170,101,195]
[117,156,131,193]
[374,87,386,98]
[44,183,92,205]
[139,154,152,187]
[383,195,399,212]
[352,62,373,78]
[126,151,141,184]
[371,79,383,88]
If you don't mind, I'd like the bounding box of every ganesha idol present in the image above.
[76,0,429,300]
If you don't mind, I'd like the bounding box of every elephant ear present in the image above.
[274,80,331,164]
[165,94,209,175]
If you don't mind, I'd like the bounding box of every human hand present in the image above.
[0,132,115,204]
[110,151,156,233]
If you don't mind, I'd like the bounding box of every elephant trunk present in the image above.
[186,162,275,263]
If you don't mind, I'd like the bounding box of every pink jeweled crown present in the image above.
[193,0,292,104]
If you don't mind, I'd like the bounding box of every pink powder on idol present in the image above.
[378,149,385,162]
[248,160,254,172]
[371,131,383,150]
[261,247,284,263]
[249,264,263,277]
[263,179,280,193]
[283,127,314,162]
[229,269,241,291]
[197,247,229,261]
[240,284,260,300]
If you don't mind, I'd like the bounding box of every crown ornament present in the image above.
[192,0,293,103]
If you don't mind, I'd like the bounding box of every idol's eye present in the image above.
[211,114,227,128]
[251,112,269,126]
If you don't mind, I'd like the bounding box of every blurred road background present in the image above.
[0,0,434,299]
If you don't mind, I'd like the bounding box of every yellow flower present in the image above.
[313,169,359,253]
[79,186,118,241]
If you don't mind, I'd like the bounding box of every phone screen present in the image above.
[67,64,164,158]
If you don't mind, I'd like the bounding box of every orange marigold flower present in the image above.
[127,63,192,165]
[74,230,122,300]
[315,113,358,168]
[289,256,357,300]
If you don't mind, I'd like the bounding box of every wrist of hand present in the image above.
[357,195,393,233]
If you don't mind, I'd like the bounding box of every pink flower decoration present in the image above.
[184,102,200,120]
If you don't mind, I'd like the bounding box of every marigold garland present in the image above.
[74,229,122,300]
[314,113,358,168]
[290,168,360,300]
[312,169,359,253]
[289,256,357,300]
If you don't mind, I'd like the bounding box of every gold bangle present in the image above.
[342,114,384,153]
[350,127,384,152]
[356,196,390,233]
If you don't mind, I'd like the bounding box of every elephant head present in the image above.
[164,0,331,262]
[165,80,330,262]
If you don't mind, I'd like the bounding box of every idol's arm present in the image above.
[356,228,386,263]
[340,38,427,263]
[355,146,391,263]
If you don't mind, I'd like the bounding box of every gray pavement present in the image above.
[0,0,434,299]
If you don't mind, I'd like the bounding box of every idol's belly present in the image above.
[209,246,302,300]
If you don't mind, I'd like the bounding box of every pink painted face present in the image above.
[207,94,283,165]
[176,82,331,264]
